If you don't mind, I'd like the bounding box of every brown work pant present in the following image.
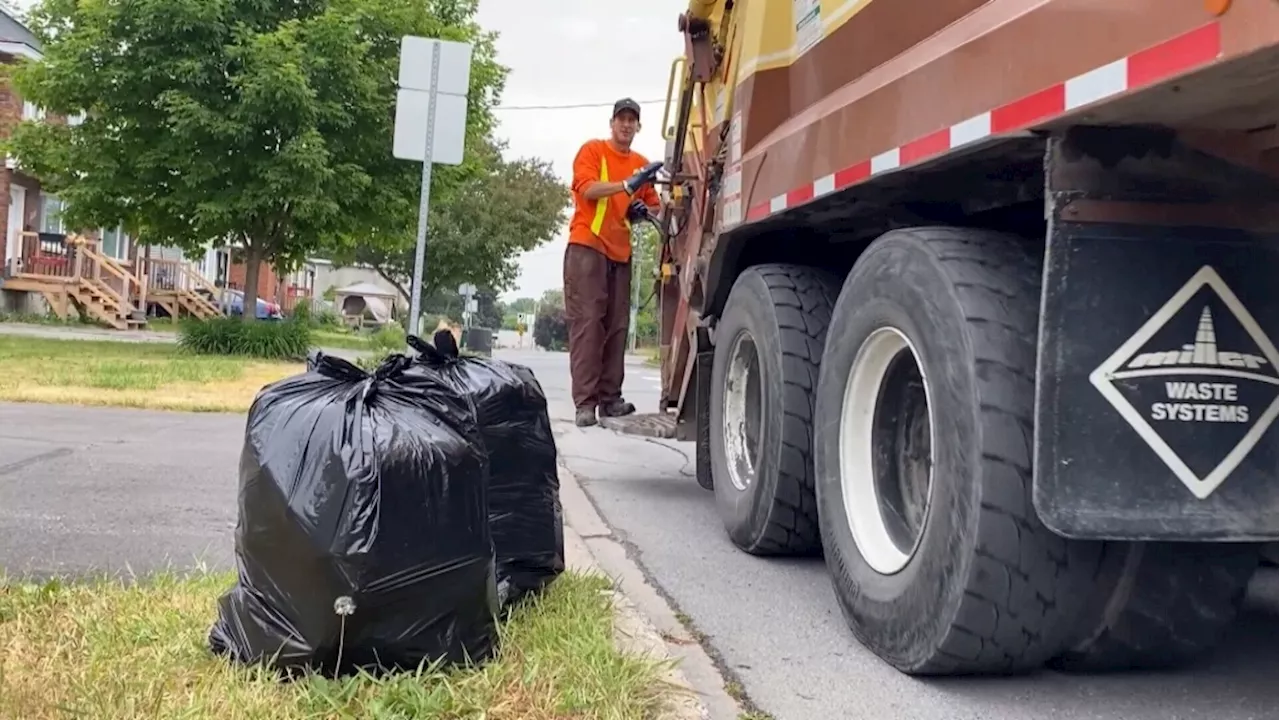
[563,243,631,410]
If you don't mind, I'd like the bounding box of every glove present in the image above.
[623,160,664,196]
[626,198,649,222]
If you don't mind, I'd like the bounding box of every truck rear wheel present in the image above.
[813,227,1096,674]
[1051,541,1261,671]
[710,264,839,555]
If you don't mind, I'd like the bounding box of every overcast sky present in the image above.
[7,0,687,300]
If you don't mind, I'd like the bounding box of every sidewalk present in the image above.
[558,465,745,720]
[0,322,176,343]
[0,322,371,362]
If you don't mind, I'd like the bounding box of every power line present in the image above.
[493,98,665,111]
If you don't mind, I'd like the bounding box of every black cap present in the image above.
[612,98,641,120]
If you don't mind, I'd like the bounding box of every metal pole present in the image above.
[407,41,442,338]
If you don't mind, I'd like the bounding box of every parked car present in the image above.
[194,288,283,320]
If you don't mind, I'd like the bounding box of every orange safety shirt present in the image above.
[568,139,661,263]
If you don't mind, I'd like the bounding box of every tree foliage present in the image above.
[533,307,567,352]
[5,0,506,317]
[631,224,661,347]
[337,136,567,303]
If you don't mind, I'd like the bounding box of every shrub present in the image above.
[368,322,407,353]
[178,315,312,360]
[533,308,568,351]
[313,307,343,328]
[289,302,312,325]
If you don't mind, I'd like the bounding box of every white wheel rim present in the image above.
[723,329,762,492]
[838,327,935,575]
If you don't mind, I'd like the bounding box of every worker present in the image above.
[565,97,664,427]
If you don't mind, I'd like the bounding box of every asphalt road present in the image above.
[507,350,1279,720]
[0,349,1275,720]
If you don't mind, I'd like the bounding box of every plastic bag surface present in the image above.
[408,334,564,608]
[209,353,499,677]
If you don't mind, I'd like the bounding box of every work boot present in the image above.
[575,406,598,427]
[598,399,636,418]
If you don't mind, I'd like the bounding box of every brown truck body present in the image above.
[655,0,1277,420]
[621,0,1278,679]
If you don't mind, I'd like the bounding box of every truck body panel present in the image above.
[656,0,1278,416]
[725,1,1277,223]
[625,0,1280,677]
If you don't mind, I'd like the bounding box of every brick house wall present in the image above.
[227,258,281,304]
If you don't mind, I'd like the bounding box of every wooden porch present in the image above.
[1,232,221,329]
[140,255,222,321]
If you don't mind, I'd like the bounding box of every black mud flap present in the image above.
[1034,128,1279,541]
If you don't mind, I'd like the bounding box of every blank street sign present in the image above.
[393,89,467,165]
[393,37,472,166]
[399,37,472,95]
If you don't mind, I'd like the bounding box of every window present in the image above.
[22,101,45,122]
[40,195,64,234]
[100,224,130,260]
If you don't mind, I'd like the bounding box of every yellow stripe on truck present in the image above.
[590,157,609,235]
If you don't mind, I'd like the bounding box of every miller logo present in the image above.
[1089,266,1279,499]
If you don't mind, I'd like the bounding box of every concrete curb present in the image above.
[559,465,746,720]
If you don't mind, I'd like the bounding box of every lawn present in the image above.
[0,336,301,412]
[312,327,375,350]
[0,570,670,720]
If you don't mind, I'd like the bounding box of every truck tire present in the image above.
[710,264,840,555]
[1050,541,1261,671]
[812,227,1097,675]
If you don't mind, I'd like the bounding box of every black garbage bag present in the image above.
[406,332,564,609]
[208,353,499,678]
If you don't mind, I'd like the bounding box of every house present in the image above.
[0,7,316,324]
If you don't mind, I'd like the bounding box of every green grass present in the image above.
[0,570,670,720]
[312,325,406,354]
[0,336,300,412]
[312,328,373,350]
[144,316,180,332]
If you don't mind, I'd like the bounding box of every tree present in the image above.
[533,308,567,352]
[474,288,503,329]
[6,0,506,319]
[540,288,564,310]
[507,297,536,314]
[337,136,567,304]
[631,224,661,347]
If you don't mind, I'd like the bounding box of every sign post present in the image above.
[394,36,472,337]
[458,283,477,329]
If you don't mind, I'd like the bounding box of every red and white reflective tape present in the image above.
[720,21,1223,229]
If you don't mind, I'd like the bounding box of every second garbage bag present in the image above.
[408,333,564,608]
[209,353,499,677]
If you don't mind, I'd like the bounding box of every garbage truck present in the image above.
[610,0,1279,675]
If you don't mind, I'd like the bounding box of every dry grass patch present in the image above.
[0,570,668,720]
[0,337,300,412]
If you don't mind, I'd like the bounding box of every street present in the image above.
[0,350,1276,720]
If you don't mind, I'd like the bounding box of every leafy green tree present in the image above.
[540,288,564,310]
[507,297,536,314]
[631,224,661,347]
[338,137,567,304]
[473,288,503,329]
[6,0,504,319]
